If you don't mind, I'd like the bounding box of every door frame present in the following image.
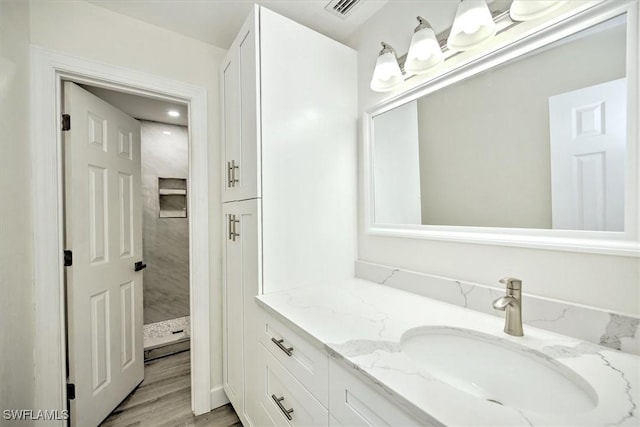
[31,45,212,422]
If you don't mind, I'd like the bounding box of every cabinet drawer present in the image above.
[260,344,328,427]
[329,359,434,427]
[259,309,329,406]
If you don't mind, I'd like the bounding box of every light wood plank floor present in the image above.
[101,351,241,427]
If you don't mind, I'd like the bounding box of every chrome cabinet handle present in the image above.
[227,160,239,187]
[231,215,239,241]
[270,337,293,357]
[271,394,294,420]
[228,214,240,241]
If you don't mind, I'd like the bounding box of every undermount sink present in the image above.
[400,327,598,414]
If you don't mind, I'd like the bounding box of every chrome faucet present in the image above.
[492,277,523,336]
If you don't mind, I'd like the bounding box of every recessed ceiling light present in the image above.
[163,131,171,135]
[167,110,180,117]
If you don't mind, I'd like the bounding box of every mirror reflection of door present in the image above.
[549,78,626,232]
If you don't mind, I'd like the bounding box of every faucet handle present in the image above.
[499,277,522,290]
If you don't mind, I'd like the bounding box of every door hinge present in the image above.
[64,250,72,267]
[67,383,75,400]
[62,114,71,131]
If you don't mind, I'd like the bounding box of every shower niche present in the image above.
[158,177,187,218]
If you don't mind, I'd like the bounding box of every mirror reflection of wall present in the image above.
[373,15,627,231]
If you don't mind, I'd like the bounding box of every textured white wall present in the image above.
[29,0,228,396]
[0,0,35,418]
[348,1,639,315]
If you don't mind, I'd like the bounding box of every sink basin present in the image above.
[400,327,598,414]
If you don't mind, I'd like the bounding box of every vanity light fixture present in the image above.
[370,0,568,92]
[167,110,180,117]
[447,0,496,52]
[510,0,566,22]
[369,42,404,92]
[404,17,444,75]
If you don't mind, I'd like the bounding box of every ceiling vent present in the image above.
[325,0,362,19]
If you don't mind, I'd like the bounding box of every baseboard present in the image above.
[210,385,230,409]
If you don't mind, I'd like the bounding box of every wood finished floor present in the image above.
[101,351,241,427]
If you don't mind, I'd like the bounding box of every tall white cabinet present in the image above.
[221,5,357,427]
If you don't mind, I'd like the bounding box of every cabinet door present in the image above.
[221,6,260,203]
[222,199,261,426]
[328,359,434,427]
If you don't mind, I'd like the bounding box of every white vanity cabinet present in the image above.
[257,309,329,427]
[256,307,429,427]
[221,5,357,427]
[329,359,428,427]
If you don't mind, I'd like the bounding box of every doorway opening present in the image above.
[80,87,193,360]
[78,85,194,360]
[62,82,194,425]
[31,46,212,426]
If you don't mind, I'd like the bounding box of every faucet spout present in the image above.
[493,277,524,337]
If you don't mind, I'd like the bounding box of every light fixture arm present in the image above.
[379,42,406,73]
[414,16,433,33]
[379,41,396,56]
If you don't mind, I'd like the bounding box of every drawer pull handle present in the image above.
[271,337,293,357]
[271,394,294,420]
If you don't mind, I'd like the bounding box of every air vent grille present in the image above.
[325,0,362,19]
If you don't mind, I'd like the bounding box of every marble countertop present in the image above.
[256,278,639,426]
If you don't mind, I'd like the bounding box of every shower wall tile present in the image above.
[141,121,189,324]
[355,260,640,355]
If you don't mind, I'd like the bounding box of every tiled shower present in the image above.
[140,120,190,353]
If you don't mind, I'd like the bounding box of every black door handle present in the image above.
[134,261,147,272]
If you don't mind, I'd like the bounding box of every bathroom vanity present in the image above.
[221,1,640,426]
[255,279,640,426]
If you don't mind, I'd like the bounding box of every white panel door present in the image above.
[64,82,143,426]
[549,78,626,231]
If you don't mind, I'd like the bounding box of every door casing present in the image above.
[31,45,216,424]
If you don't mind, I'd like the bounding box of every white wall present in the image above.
[0,0,35,419]
[29,0,228,398]
[348,1,639,316]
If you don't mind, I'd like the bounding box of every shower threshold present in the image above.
[143,316,190,360]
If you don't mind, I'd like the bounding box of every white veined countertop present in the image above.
[256,278,640,426]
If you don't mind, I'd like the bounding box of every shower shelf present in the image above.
[159,177,187,218]
[159,188,187,195]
